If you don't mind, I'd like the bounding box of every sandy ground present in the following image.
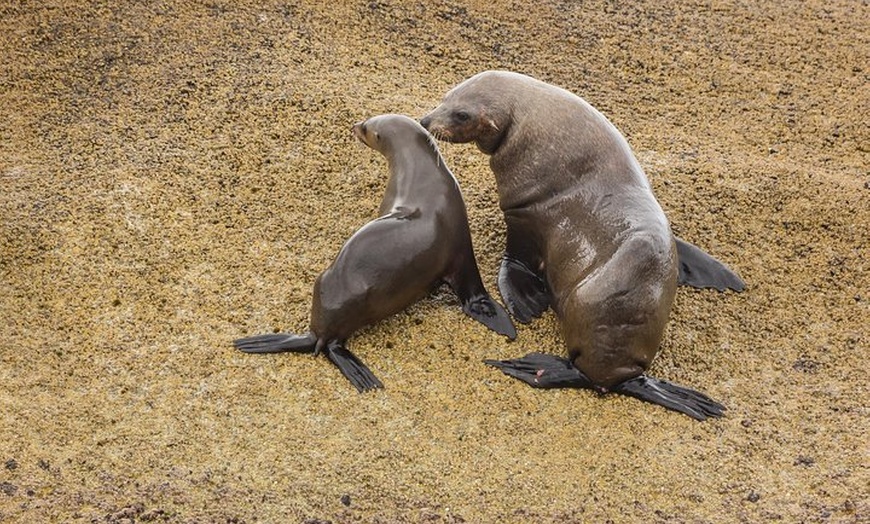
[1,1,867,522]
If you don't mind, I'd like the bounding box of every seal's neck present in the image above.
[379,137,453,213]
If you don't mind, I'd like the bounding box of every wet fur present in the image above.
[423,71,742,418]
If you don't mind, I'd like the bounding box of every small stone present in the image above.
[794,455,815,467]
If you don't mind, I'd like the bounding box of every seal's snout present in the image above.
[352,121,367,144]
[420,115,432,130]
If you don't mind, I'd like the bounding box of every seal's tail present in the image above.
[233,332,317,353]
[484,352,725,421]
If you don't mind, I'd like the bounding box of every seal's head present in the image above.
[352,113,431,156]
[420,71,513,155]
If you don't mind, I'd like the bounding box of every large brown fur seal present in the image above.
[234,114,516,392]
[421,71,744,419]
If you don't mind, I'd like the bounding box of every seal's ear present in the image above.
[480,108,499,132]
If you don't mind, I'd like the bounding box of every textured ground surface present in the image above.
[1,1,867,522]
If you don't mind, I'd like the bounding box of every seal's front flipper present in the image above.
[323,343,384,392]
[675,236,745,292]
[485,352,594,388]
[611,375,726,421]
[234,332,317,353]
[498,257,551,324]
[463,295,517,340]
[447,252,517,340]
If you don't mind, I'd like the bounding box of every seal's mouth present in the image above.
[427,125,453,143]
[420,114,453,142]
[351,121,367,145]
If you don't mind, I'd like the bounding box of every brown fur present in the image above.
[422,71,678,388]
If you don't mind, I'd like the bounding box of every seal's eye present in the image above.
[454,111,470,123]
[374,131,380,141]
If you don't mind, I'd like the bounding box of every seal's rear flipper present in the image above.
[463,295,517,340]
[323,343,384,392]
[498,257,551,323]
[675,236,745,292]
[234,333,317,353]
[611,375,726,421]
[485,352,594,388]
[485,352,725,421]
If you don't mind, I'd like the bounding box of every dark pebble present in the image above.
[794,455,815,467]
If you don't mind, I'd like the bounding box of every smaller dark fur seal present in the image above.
[234,114,515,391]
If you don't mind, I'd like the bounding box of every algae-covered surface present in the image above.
[1,1,867,522]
